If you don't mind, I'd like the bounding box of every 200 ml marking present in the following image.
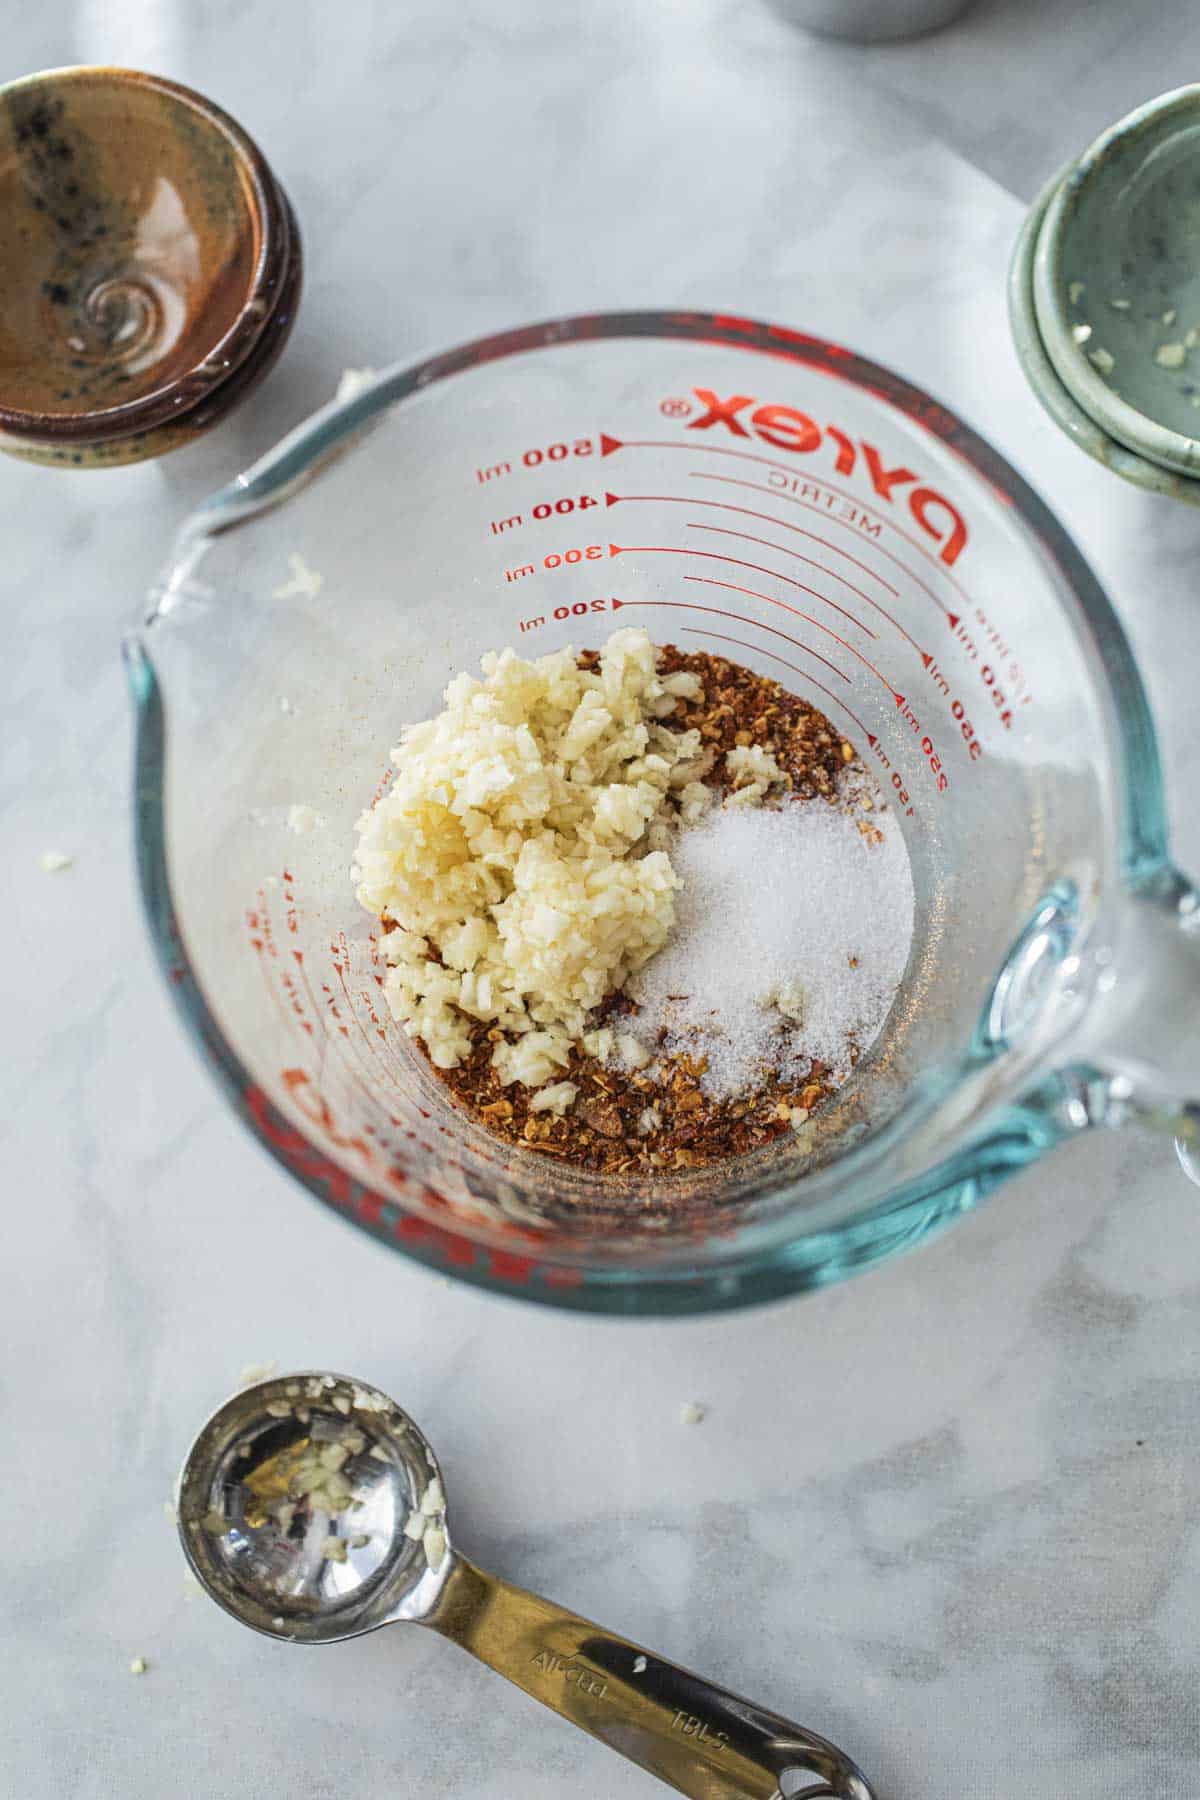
[517,598,613,633]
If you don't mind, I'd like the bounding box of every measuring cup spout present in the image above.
[1040,864,1200,1169]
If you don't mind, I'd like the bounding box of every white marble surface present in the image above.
[4,4,1200,1797]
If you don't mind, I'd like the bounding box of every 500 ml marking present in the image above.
[476,439,596,483]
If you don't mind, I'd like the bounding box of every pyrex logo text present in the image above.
[686,388,967,567]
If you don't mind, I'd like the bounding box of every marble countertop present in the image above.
[5,4,1200,1797]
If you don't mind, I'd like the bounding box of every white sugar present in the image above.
[626,798,914,1098]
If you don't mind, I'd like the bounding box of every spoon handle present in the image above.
[426,1556,875,1799]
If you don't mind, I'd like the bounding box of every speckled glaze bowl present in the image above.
[1034,86,1200,478]
[0,66,301,467]
[1011,88,1200,504]
[1009,168,1200,508]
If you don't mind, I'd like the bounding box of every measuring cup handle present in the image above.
[424,1555,876,1799]
[1044,864,1200,1167]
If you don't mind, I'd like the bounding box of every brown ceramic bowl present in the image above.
[0,66,301,466]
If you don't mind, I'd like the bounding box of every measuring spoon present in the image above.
[179,1372,876,1799]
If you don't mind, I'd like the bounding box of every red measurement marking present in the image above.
[606,486,907,609]
[368,763,394,808]
[316,941,409,1121]
[683,577,901,700]
[601,431,971,598]
[612,594,850,684]
[320,980,352,1040]
[694,472,956,623]
[685,522,923,666]
[257,896,279,960]
[280,967,314,1038]
[358,935,434,1095]
[963,606,1035,712]
[280,1067,375,1166]
[319,965,410,1124]
[292,948,326,1023]
[332,936,417,1101]
[245,1082,363,1214]
[249,888,306,1048]
[283,930,415,1155]
[608,543,875,639]
[677,625,875,745]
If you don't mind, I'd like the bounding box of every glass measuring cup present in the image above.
[126,310,1200,1314]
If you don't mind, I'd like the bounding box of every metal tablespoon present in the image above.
[179,1372,876,1800]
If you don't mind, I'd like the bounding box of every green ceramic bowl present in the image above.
[0,66,301,467]
[1010,167,1200,508]
[1031,85,1200,480]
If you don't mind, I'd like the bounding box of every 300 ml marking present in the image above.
[506,545,604,581]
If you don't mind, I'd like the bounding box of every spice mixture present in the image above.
[417,647,892,1175]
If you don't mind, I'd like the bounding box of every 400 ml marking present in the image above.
[490,495,601,536]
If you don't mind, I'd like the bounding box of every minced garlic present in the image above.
[725,743,787,806]
[354,629,704,1088]
[529,1081,578,1115]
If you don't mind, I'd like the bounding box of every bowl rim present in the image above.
[1032,83,1200,478]
[6,195,303,468]
[127,309,1173,1314]
[1008,163,1200,507]
[0,64,294,444]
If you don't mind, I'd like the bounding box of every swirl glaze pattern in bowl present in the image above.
[0,66,301,466]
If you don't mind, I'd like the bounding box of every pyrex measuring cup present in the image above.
[126,311,1200,1314]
